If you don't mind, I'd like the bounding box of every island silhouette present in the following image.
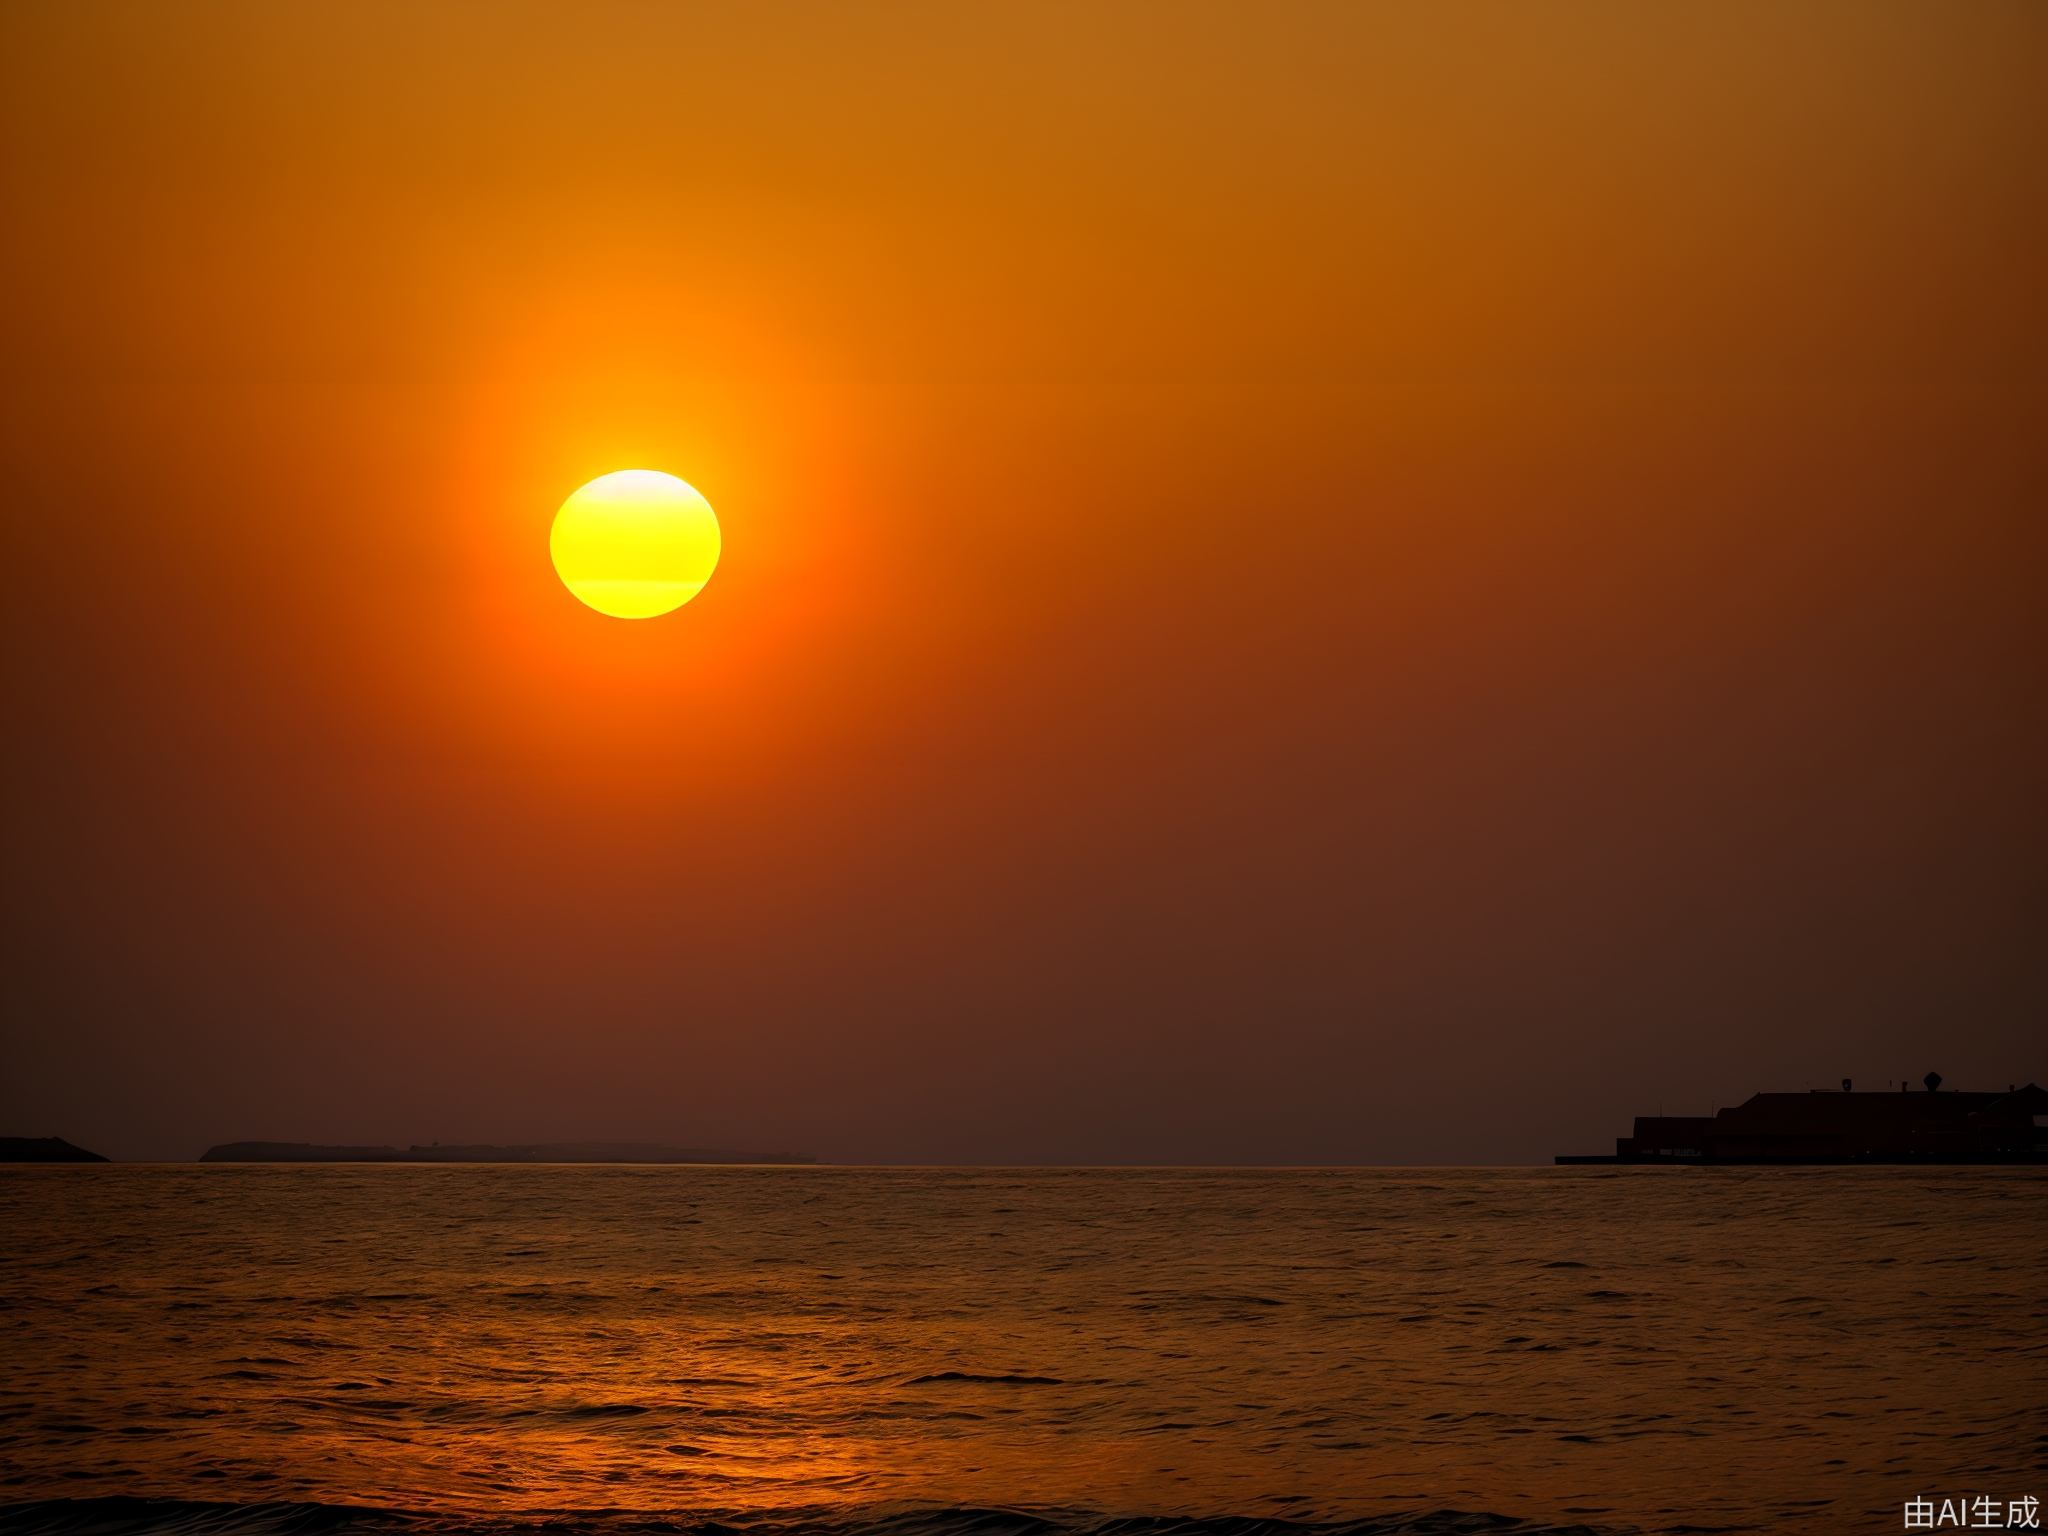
[198,1140,815,1164]
[0,1136,109,1162]
[1557,1075,2048,1164]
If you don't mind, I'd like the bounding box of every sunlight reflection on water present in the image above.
[0,1166,2041,1535]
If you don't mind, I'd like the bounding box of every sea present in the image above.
[1,1167,2041,1536]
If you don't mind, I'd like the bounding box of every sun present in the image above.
[549,470,721,619]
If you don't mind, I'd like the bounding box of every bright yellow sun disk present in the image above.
[550,470,721,619]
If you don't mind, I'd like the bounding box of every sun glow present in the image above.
[549,470,721,619]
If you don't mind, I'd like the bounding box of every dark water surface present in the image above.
[1,1168,2041,1536]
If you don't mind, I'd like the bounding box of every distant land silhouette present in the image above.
[199,1140,817,1164]
[1558,1076,2048,1164]
[0,1136,109,1162]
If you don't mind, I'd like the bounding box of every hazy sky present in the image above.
[3,2,2042,1163]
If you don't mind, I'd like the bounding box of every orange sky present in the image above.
[3,2,2043,1161]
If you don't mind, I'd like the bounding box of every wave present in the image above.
[0,1500,1627,1536]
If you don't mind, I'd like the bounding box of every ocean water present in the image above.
[0,1167,2041,1536]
